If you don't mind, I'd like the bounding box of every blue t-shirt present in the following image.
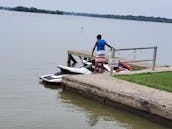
[97,39,106,51]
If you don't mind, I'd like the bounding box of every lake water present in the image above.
[0,10,171,129]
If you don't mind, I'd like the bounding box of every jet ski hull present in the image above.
[40,74,62,84]
[40,64,92,85]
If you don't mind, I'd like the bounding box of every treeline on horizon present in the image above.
[65,12,172,23]
[0,6,63,15]
[1,6,172,23]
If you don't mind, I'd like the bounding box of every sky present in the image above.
[1,0,172,18]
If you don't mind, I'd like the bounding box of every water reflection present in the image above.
[40,82,62,90]
[59,89,170,129]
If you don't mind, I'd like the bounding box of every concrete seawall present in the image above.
[62,73,172,126]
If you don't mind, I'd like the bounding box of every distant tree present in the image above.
[10,6,63,15]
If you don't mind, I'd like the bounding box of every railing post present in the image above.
[152,46,157,70]
[110,48,115,76]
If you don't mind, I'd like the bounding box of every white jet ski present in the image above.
[58,65,92,75]
[39,72,63,84]
[40,64,92,84]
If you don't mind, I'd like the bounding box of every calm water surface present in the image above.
[0,10,171,129]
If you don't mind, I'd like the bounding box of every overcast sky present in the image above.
[1,0,172,18]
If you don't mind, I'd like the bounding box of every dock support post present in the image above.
[67,52,71,66]
[152,46,157,70]
[67,52,77,67]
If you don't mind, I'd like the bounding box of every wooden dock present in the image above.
[67,50,109,66]
[67,49,153,68]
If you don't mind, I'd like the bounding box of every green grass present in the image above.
[129,64,146,71]
[115,71,172,92]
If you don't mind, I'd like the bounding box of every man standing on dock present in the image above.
[91,34,113,73]
[91,34,113,57]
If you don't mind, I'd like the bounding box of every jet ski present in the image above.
[39,64,92,84]
[39,72,63,84]
[103,62,132,73]
[82,59,132,73]
[58,65,92,74]
[40,60,131,84]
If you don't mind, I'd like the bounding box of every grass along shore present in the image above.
[115,71,172,92]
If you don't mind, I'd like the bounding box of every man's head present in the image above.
[97,34,102,40]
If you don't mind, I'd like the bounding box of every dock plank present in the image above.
[68,50,109,61]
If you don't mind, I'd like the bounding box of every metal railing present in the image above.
[109,46,158,75]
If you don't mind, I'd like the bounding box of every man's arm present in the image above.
[105,42,113,49]
[91,42,97,56]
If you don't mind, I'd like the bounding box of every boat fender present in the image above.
[119,62,132,70]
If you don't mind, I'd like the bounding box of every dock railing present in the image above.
[109,46,158,76]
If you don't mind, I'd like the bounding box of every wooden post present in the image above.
[67,52,77,67]
[67,52,71,66]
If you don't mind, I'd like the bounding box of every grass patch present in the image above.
[115,71,172,92]
[129,64,146,71]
